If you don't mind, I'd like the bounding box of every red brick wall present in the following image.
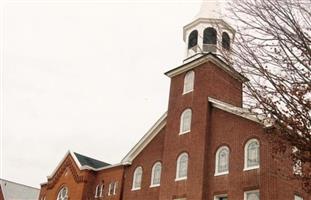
[41,155,91,200]
[122,128,166,200]
[159,62,243,200]
[87,166,124,200]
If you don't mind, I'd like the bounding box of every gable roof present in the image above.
[121,112,167,165]
[208,97,273,126]
[0,179,40,200]
[165,53,248,83]
[74,152,110,169]
[47,151,111,179]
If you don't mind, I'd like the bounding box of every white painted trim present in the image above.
[47,150,83,179]
[208,97,264,124]
[244,138,260,171]
[183,70,195,95]
[214,146,230,176]
[131,187,141,191]
[244,189,260,200]
[121,112,167,164]
[132,166,143,191]
[175,153,189,181]
[295,195,303,200]
[150,184,160,188]
[179,109,192,134]
[175,177,187,182]
[183,18,236,42]
[165,54,248,83]
[150,162,162,187]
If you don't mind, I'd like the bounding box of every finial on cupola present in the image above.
[183,0,235,63]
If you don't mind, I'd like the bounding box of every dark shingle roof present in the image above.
[74,152,110,169]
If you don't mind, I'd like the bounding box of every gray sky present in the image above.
[0,0,203,188]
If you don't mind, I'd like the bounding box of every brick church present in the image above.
[39,1,310,200]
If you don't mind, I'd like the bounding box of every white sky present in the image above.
[0,0,204,188]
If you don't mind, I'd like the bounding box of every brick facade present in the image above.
[39,58,310,200]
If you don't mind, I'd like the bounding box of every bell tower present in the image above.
[183,0,235,63]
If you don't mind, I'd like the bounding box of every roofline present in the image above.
[208,97,264,124]
[93,163,124,171]
[0,179,40,190]
[165,53,248,83]
[183,18,236,41]
[121,112,167,165]
[47,150,83,179]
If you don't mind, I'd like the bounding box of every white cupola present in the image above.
[183,0,235,63]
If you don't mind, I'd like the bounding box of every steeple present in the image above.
[195,0,222,19]
[183,0,235,63]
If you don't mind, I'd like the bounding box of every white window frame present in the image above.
[244,138,260,171]
[132,166,143,191]
[295,195,303,200]
[94,184,103,198]
[175,152,189,181]
[56,187,68,200]
[183,70,195,94]
[215,146,230,176]
[113,182,118,195]
[150,162,162,187]
[214,194,228,200]
[179,109,192,135]
[244,190,260,200]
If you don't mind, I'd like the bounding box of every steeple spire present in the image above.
[195,0,223,19]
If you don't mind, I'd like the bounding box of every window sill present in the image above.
[243,166,259,171]
[214,171,229,176]
[179,130,190,135]
[182,90,193,95]
[131,187,141,191]
[150,184,160,188]
[175,177,187,182]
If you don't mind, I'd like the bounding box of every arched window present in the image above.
[56,187,68,200]
[180,109,192,134]
[203,28,217,45]
[95,184,103,198]
[244,139,260,170]
[132,166,143,190]
[222,32,230,50]
[150,162,162,187]
[176,153,189,180]
[183,71,195,94]
[188,30,198,49]
[215,146,229,175]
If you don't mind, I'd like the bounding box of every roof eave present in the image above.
[165,54,248,83]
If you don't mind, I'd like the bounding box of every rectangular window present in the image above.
[295,195,303,200]
[244,190,259,200]
[214,194,228,200]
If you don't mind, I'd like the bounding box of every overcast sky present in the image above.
[0,0,211,188]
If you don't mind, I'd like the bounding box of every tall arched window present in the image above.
[222,32,230,50]
[150,162,162,187]
[244,139,260,170]
[203,27,217,45]
[183,71,195,94]
[57,187,68,200]
[176,153,189,180]
[180,109,192,134]
[215,146,230,175]
[95,184,103,198]
[188,30,198,49]
[132,166,143,190]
